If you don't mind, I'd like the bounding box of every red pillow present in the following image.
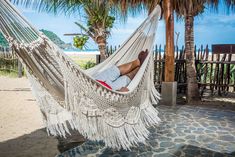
[96,80,112,90]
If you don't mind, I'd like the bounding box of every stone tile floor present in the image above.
[57,105,235,157]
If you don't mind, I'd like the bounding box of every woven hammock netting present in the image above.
[0,0,162,150]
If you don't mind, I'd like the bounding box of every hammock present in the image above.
[0,0,161,150]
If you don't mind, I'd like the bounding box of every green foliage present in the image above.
[82,60,96,69]
[73,35,89,49]
[229,64,235,83]
[72,1,116,49]
[87,15,115,29]
[0,32,9,47]
[73,59,96,70]
[197,63,235,85]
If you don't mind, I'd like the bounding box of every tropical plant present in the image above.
[70,0,116,61]
[11,0,116,61]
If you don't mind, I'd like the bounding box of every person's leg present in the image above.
[126,67,140,80]
[117,49,149,76]
[117,59,140,76]
[110,67,140,91]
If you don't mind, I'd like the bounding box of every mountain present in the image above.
[40,29,72,49]
[0,33,9,47]
[0,30,72,49]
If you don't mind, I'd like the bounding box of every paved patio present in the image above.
[57,104,235,157]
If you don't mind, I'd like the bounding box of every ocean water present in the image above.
[64,49,100,55]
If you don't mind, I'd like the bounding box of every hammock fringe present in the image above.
[0,0,162,150]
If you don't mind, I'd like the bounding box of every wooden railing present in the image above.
[103,45,235,96]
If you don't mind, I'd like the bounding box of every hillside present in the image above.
[0,30,72,49]
[40,29,72,49]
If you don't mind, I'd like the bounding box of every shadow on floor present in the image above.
[169,144,235,157]
[0,128,59,157]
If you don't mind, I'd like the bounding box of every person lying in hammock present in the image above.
[95,49,149,92]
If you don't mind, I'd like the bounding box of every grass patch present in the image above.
[70,57,96,70]
[0,71,18,78]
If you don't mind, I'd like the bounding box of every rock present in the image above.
[174,138,185,143]
[160,142,174,148]
[219,135,235,142]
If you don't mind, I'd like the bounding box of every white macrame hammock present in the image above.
[0,0,161,150]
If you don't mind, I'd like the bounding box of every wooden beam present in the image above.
[164,0,175,82]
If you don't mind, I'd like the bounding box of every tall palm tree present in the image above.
[11,0,116,61]
[173,0,235,103]
[173,0,206,103]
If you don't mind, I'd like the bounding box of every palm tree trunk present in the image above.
[98,43,106,62]
[97,36,107,62]
[185,14,200,103]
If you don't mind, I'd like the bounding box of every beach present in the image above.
[0,76,59,157]
[0,52,96,157]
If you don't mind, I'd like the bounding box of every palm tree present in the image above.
[173,0,206,103]
[173,0,235,103]
[11,0,116,61]
[74,0,115,61]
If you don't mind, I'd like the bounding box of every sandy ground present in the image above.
[0,76,59,157]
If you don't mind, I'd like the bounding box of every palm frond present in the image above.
[74,21,95,40]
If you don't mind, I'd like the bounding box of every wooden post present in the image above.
[164,0,175,82]
[161,0,177,105]
[96,55,100,64]
[18,60,23,78]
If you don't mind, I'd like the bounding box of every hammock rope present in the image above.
[0,0,161,150]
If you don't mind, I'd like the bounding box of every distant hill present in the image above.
[0,33,9,47]
[0,30,72,50]
[40,29,72,49]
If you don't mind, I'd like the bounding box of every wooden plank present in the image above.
[159,45,163,84]
[209,50,214,94]
[219,54,226,94]
[226,54,232,92]
[154,45,158,84]
[212,44,235,54]
[199,83,235,87]
[18,60,23,78]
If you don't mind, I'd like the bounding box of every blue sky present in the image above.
[15,3,235,49]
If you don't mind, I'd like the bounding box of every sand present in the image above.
[0,76,59,157]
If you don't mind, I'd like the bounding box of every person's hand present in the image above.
[118,87,129,92]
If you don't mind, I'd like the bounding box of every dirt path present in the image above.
[0,76,59,157]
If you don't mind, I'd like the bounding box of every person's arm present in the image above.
[117,87,129,92]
